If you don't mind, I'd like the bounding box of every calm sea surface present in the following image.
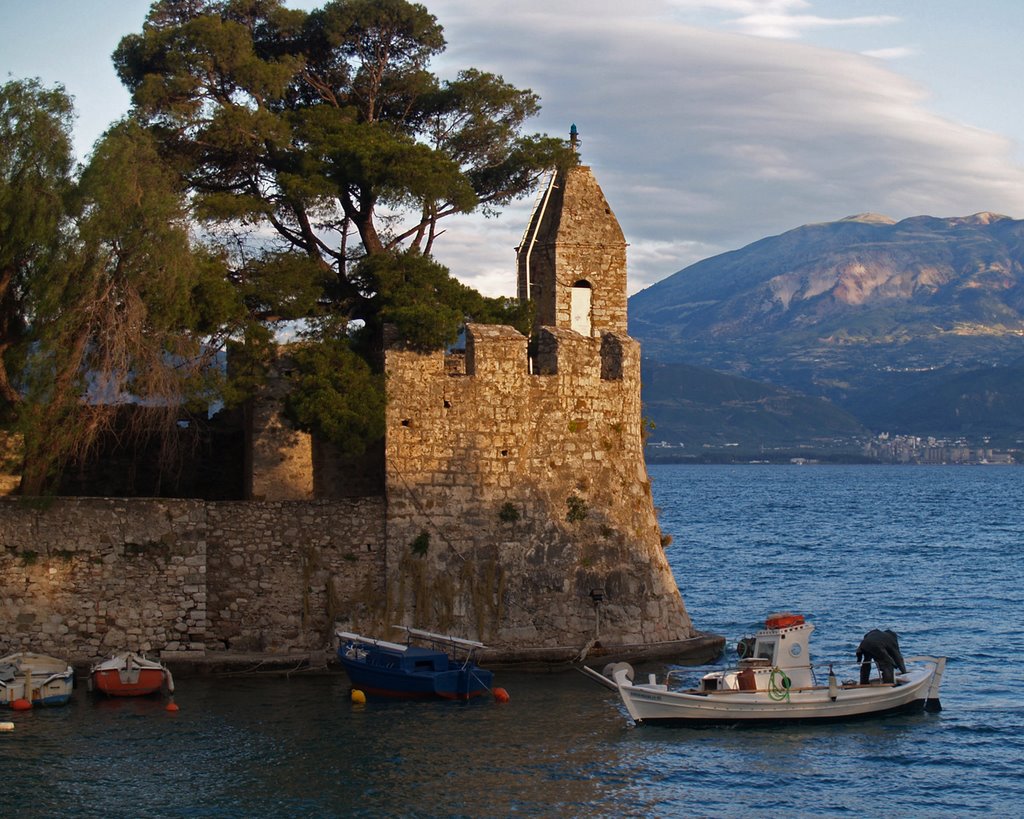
[3,465,1023,817]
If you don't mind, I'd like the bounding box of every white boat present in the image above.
[0,652,75,707]
[581,613,946,726]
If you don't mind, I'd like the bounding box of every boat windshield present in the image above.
[755,639,777,662]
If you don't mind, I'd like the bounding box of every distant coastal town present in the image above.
[646,433,1021,465]
[859,433,1017,465]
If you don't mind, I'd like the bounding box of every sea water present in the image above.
[2,465,1023,817]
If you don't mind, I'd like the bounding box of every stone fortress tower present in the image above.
[377,130,717,662]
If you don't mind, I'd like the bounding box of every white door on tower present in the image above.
[570,282,592,336]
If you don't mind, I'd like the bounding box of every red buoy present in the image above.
[11,698,32,711]
[165,700,180,712]
[493,687,510,703]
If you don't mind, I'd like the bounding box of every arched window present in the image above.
[570,280,593,336]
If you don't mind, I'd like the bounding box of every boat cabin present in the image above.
[363,645,454,674]
[748,615,815,687]
[700,613,816,692]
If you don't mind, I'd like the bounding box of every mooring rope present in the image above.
[768,667,792,702]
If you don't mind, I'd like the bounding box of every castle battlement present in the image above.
[397,323,636,385]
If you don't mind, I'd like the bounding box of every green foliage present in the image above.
[566,494,589,524]
[237,252,334,322]
[410,530,430,557]
[351,250,532,352]
[1,2,575,491]
[18,120,245,493]
[498,502,520,523]
[0,78,75,412]
[114,0,573,319]
[468,295,534,337]
[282,340,385,457]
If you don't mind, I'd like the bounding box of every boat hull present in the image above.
[617,664,941,727]
[338,655,493,700]
[92,668,167,697]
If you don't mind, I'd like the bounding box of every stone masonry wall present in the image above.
[246,350,314,501]
[0,498,208,661]
[206,499,384,653]
[0,496,385,662]
[381,323,693,652]
[0,432,22,496]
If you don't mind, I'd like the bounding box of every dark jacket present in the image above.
[856,629,908,673]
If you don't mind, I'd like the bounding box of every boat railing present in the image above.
[392,627,488,671]
[335,630,410,653]
[335,627,487,668]
[393,626,485,651]
[662,655,940,691]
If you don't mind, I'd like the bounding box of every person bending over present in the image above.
[856,629,907,684]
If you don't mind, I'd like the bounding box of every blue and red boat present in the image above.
[336,627,497,701]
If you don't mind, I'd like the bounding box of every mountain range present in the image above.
[629,212,1024,449]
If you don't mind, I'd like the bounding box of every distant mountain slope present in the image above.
[641,359,867,449]
[858,356,1024,443]
[630,213,1024,435]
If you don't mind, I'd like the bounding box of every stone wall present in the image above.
[246,356,315,500]
[381,323,694,653]
[0,432,22,496]
[0,498,208,660]
[206,499,384,652]
[0,496,385,662]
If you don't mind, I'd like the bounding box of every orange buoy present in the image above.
[351,689,366,704]
[493,687,510,703]
[165,699,180,712]
[11,698,32,711]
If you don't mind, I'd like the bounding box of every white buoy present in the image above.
[0,722,15,732]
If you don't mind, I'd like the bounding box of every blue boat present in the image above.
[336,627,495,701]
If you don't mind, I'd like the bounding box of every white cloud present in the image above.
[731,13,899,39]
[3,0,1022,301]
[667,0,812,13]
[426,0,1024,293]
[862,46,919,61]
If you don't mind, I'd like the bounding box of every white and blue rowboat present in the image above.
[581,613,946,727]
[0,652,75,707]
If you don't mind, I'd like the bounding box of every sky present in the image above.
[4,0,1024,297]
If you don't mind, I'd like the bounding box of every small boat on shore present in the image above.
[581,613,946,727]
[90,652,174,697]
[0,652,75,707]
[336,627,497,701]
